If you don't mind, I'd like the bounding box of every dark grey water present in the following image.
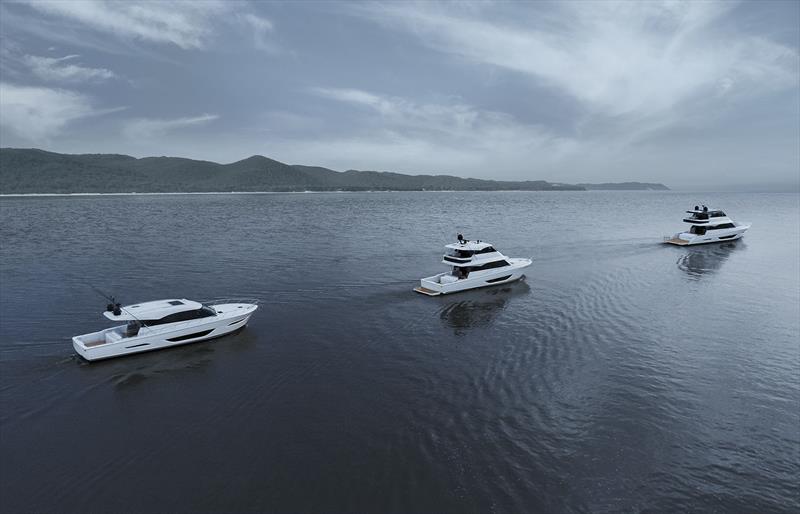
[1,191,798,513]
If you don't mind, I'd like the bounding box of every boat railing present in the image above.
[199,297,261,306]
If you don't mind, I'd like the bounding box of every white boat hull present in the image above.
[73,303,257,361]
[415,258,532,296]
[665,224,750,246]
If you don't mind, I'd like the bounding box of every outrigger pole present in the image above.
[87,285,151,329]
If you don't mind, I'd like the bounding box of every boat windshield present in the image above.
[199,305,218,317]
[447,248,474,258]
[126,320,141,337]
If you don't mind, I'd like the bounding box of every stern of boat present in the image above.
[664,232,693,245]
[415,275,447,296]
[72,327,127,361]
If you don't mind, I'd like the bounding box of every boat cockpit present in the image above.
[443,246,497,263]
[126,320,141,337]
[103,299,221,335]
[683,205,727,223]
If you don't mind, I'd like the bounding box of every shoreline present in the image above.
[0,189,680,197]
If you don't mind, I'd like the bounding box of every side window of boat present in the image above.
[472,260,510,271]
[475,247,496,254]
[710,223,735,230]
[148,308,211,326]
[150,312,188,325]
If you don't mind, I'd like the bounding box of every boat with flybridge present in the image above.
[414,235,532,296]
[664,205,750,246]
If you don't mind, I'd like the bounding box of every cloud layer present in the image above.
[122,114,219,139]
[354,2,798,118]
[0,82,115,140]
[26,0,229,49]
[0,0,797,189]
[23,54,116,82]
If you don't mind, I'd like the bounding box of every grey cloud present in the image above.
[0,0,797,190]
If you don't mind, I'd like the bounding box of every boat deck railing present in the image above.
[200,297,261,306]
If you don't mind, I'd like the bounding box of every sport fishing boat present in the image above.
[664,205,750,246]
[72,298,258,361]
[414,235,532,296]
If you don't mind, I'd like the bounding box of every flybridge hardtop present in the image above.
[442,240,505,266]
[682,208,730,224]
[415,235,532,296]
[665,205,750,246]
[444,240,494,251]
[103,298,204,321]
[73,297,258,361]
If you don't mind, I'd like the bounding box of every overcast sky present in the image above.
[1,1,798,189]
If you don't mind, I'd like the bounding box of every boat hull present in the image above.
[415,258,531,296]
[73,304,257,361]
[664,225,749,246]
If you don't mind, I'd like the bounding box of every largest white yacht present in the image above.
[72,298,258,361]
[414,236,532,296]
[664,206,750,246]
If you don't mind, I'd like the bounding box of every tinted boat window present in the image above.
[708,223,735,230]
[146,308,217,326]
[199,305,217,317]
[467,259,510,272]
[448,249,474,258]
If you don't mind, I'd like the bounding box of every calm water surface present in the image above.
[1,192,798,513]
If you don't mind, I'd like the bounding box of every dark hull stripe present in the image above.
[486,275,512,283]
[167,329,214,342]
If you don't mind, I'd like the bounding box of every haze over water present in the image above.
[1,191,798,513]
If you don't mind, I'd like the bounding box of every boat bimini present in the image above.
[414,235,532,296]
[72,298,258,361]
[664,206,750,246]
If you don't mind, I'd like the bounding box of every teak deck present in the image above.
[664,237,690,246]
[413,286,442,296]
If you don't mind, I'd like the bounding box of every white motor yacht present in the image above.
[664,206,750,246]
[73,298,258,361]
[414,236,532,296]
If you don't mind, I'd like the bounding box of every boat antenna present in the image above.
[87,284,150,328]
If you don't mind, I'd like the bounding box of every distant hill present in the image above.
[577,182,670,191]
[0,148,668,194]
